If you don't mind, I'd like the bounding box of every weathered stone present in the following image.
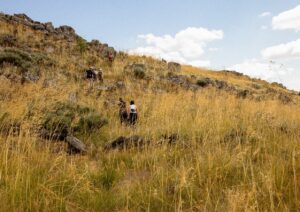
[104,135,147,150]
[168,62,181,72]
[32,23,46,31]
[116,81,126,89]
[66,136,86,154]
[44,22,55,33]
[14,13,33,22]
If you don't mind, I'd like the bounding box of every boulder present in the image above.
[66,136,86,154]
[168,62,181,72]
[44,22,55,33]
[32,23,46,31]
[104,135,147,150]
[14,13,33,23]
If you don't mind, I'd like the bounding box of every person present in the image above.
[118,98,128,124]
[128,100,138,125]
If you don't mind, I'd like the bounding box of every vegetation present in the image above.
[0,14,299,211]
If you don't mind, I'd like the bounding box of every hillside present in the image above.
[0,13,299,211]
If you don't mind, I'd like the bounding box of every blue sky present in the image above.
[1,0,300,90]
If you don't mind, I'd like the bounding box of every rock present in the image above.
[44,22,55,33]
[66,136,86,154]
[116,81,126,89]
[168,62,181,72]
[14,13,33,23]
[196,78,213,87]
[56,25,75,35]
[104,135,147,150]
[32,23,46,31]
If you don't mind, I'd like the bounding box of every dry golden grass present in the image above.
[0,19,299,211]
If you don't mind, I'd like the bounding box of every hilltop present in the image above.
[0,13,299,211]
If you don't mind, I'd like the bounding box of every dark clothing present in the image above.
[85,69,97,80]
[118,100,128,124]
[120,110,128,124]
[129,113,138,125]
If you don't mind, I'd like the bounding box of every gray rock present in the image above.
[44,22,55,33]
[104,135,147,150]
[32,23,45,31]
[66,136,86,154]
[116,81,126,89]
[168,62,181,72]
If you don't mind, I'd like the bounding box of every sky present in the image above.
[0,0,300,90]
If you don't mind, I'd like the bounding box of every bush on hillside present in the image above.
[41,102,108,140]
[196,78,212,87]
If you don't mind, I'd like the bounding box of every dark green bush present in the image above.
[41,102,108,140]
[76,38,88,54]
[196,78,212,87]
[0,50,32,72]
[134,67,146,79]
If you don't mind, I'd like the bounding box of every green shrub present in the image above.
[76,38,88,54]
[0,50,32,72]
[41,102,108,140]
[196,78,212,87]
[134,68,146,79]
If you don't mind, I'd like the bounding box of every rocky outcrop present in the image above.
[168,62,181,72]
[104,135,148,150]
[88,40,117,61]
[0,13,78,41]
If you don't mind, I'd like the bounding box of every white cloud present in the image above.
[272,5,300,31]
[228,59,293,83]
[259,12,271,17]
[129,27,223,67]
[261,38,300,59]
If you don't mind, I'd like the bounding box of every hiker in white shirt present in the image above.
[128,100,138,125]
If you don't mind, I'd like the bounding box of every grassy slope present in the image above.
[0,16,300,211]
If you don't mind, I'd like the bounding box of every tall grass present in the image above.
[0,19,299,211]
[0,86,299,211]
